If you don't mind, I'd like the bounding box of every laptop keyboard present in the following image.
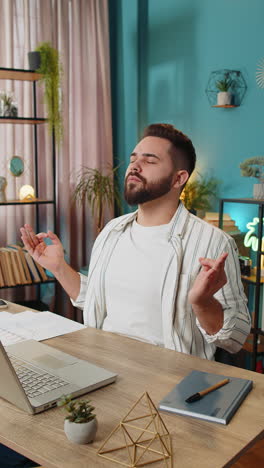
[8,355,69,399]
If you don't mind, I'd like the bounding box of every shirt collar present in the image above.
[113,201,190,238]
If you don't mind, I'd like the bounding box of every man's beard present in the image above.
[124,172,174,205]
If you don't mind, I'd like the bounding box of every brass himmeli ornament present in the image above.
[97,392,172,467]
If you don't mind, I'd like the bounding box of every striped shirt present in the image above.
[72,202,251,360]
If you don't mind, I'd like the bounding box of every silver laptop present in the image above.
[0,339,117,414]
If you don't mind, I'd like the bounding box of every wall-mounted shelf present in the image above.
[212,105,238,108]
[0,67,42,81]
[0,117,46,124]
[206,69,247,107]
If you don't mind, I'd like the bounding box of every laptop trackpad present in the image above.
[32,354,71,370]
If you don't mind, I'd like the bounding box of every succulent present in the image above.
[215,73,234,92]
[240,156,264,180]
[57,394,96,423]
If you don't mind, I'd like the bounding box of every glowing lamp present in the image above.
[244,217,264,269]
[19,185,35,201]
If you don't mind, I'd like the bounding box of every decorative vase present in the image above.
[28,51,41,71]
[64,418,98,444]
[217,92,232,106]
[253,183,264,199]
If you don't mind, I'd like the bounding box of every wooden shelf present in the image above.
[0,278,55,289]
[0,68,42,81]
[0,117,46,124]
[0,199,55,206]
[241,274,264,284]
[212,105,238,108]
[243,333,264,353]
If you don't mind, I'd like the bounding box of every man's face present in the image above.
[124,136,176,205]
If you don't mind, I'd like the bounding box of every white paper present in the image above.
[0,310,86,346]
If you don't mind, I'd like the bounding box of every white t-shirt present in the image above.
[103,219,172,346]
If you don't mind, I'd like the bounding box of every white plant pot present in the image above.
[253,183,264,200]
[217,91,232,106]
[64,418,98,444]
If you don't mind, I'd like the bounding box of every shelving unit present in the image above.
[219,197,264,371]
[0,67,56,302]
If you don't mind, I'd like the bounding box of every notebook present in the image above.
[0,339,117,414]
[159,370,253,425]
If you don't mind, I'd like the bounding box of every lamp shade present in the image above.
[19,184,35,200]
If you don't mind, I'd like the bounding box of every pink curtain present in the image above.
[0,0,113,317]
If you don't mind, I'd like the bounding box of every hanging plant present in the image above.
[35,42,63,144]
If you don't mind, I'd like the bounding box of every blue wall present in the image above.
[110,0,264,228]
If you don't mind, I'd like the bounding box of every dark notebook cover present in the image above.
[159,370,253,425]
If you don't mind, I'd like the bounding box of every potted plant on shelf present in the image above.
[57,394,97,444]
[180,173,219,217]
[28,42,63,144]
[215,73,234,106]
[0,90,18,117]
[240,156,264,199]
[72,165,122,235]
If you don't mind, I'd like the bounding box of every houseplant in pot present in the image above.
[240,156,264,199]
[72,165,122,235]
[215,73,234,105]
[180,173,219,217]
[57,394,97,444]
[28,42,63,144]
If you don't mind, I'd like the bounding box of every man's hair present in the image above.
[142,123,196,177]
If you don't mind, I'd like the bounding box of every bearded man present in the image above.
[21,123,250,360]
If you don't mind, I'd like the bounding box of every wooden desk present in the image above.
[0,305,264,467]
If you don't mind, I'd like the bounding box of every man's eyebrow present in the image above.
[130,152,160,159]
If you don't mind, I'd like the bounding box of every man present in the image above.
[21,123,251,360]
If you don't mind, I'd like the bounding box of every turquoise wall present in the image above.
[109,0,264,228]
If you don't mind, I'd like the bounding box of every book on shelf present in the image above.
[0,244,50,287]
[8,245,32,284]
[0,251,11,286]
[159,370,253,425]
[22,250,41,283]
[0,249,16,286]
[6,248,22,285]
[6,246,28,284]
[34,260,48,281]
[0,261,5,287]
[203,212,240,235]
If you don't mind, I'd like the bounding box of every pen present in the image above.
[185,378,230,403]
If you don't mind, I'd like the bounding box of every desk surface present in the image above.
[0,303,264,468]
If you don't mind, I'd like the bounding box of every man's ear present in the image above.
[172,170,189,190]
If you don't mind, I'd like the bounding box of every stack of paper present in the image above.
[0,311,86,346]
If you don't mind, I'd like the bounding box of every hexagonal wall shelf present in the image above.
[205,69,247,107]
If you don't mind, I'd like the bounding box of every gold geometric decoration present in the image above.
[256,58,264,88]
[97,392,173,467]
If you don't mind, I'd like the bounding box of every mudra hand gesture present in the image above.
[20,224,64,275]
[188,252,228,306]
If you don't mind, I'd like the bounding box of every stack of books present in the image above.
[203,212,240,235]
[0,245,49,287]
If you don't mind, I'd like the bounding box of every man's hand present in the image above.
[188,252,228,306]
[20,224,65,275]
[188,253,228,335]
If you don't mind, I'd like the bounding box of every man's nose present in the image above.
[130,159,142,172]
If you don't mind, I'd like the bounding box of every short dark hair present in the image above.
[142,123,196,177]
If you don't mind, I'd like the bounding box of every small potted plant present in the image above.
[0,90,18,117]
[57,394,98,444]
[240,156,264,199]
[28,42,63,144]
[215,73,234,106]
